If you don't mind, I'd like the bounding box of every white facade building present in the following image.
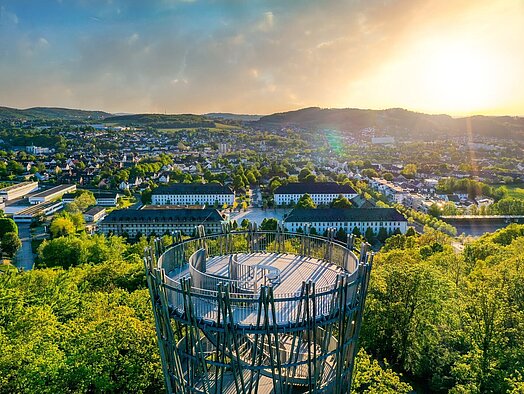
[28,184,76,205]
[99,208,226,237]
[274,182,358,206]
[284,208,408,235]
[151,184,235,206]
[0,181,39,201]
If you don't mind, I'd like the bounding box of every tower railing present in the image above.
[144,226,373,394]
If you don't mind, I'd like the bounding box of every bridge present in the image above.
[441,215,524,224]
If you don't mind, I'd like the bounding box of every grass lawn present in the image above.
[158,123,238,133]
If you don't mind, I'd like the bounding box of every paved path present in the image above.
[15,223,35,270]
[230,208,290,225]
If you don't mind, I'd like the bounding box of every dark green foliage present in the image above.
[0,218,17,238]
[365,227,374,242]
[1,232,21,257]
[331,194,352,208]
[0,236,162,393]
[377,227,388,243]
[296,193,316,209]
[336,227,347,241]
[104,113,215,128]
[361,224,524,393]
[259,218,278,231]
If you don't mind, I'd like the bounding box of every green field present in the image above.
[158,123,238,132]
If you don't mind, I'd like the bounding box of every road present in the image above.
[15,223,35,270]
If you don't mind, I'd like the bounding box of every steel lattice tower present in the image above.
[144,224,373,393]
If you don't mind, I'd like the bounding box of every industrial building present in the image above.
[28,184,77,204]
[0,181,39,201]
[13,200,63,223]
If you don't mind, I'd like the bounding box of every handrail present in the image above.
[188,249,257,293]
[157,229,361,302]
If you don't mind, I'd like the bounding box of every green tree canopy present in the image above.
[296,193,317,209]
[1,231,21,257]
[49,217,76,238]
[331,194,353,208]
[0,218,17,238]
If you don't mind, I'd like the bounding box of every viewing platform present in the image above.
[145,224,373,393]
[155,227,363,330]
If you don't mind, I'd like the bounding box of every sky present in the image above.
[0,0,523,116]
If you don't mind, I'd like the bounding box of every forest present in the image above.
[1,225,523,393]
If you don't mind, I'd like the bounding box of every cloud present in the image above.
[0,6,18,25]
[127,33,139,45]
[0,0,522,115]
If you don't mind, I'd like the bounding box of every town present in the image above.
[0,110,522,271]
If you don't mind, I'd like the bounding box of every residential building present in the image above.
[369,178,407,204]
[151,183,235,206]
[99,208,226,237]
[95,192,120,207]
[274,182,358,206]
[284,208,408,234]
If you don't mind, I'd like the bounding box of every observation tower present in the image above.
[144,223,373,394]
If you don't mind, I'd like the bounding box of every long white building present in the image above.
[99,208,226,238]
[283,208,408,235]
[151,183,235,206]
[274,182,358,206]
[28,184,76,204]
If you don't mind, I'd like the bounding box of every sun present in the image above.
[418,40,503,114]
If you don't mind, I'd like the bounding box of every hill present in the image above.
[0,106,111,121]
[104,113,216,129]
[254,107,524,140]
[205,113,262,122]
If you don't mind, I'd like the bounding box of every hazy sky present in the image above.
[0,0,523,115]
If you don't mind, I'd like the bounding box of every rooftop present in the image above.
[141,204,205,210]
[84,206,106,216]
[0,181,38,193]
[30,184,75,198]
